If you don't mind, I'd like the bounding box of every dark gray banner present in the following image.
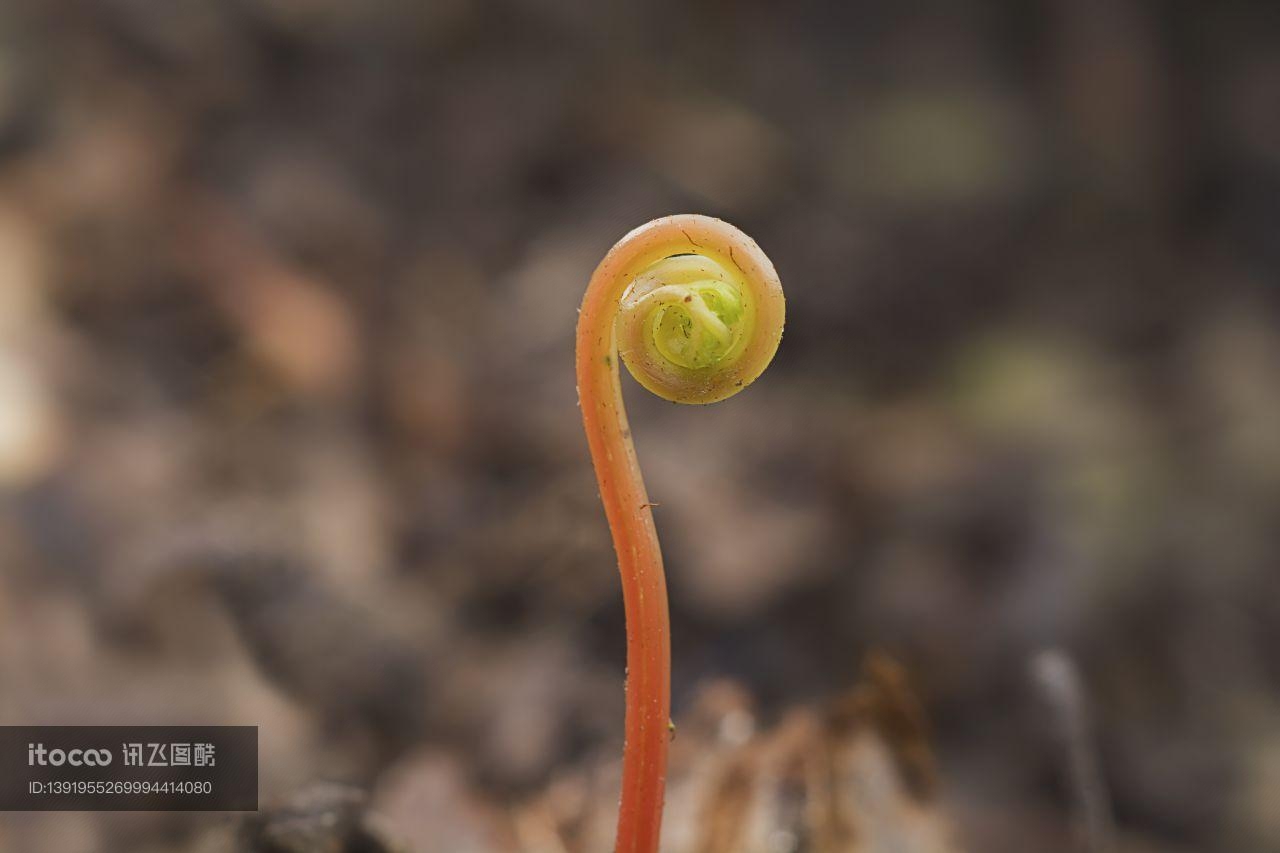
[0,726,257,811]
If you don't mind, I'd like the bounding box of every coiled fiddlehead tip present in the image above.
[612,215,785,405]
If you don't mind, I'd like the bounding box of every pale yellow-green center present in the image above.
[647,279,744,370]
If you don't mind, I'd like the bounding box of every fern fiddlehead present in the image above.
[575,214,785,852]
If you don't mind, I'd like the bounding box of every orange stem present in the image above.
[576,224,681,853]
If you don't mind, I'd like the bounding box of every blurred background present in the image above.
[1,0,1278,851]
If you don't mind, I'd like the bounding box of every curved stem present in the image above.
[577,245,673,853]
[576,215,784,853]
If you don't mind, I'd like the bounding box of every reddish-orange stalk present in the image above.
[577,247,672,853]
